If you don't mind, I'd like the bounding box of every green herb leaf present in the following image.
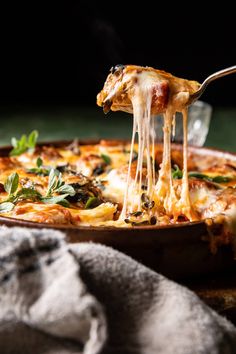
[14,188,42,202]
[57,172,63,188]
[47,169,60,196]
[56,184,75,196]
[10,136,27,156]
[41,194,70,206]
[46,168,74,197]
[188,172,209,180]
[27,167,50,176]
[172,165,183,179]
[27,157,50,176]
[85,196,100,209]
[101,154,111,165]
[28,130,39,150]
[57,199,70,207]
[211,176,232,183]
[4,173,19,195]
[10,130,39,156]
[11,137,18,148]
[36,157,43,168]
[0,202,15,213]
[188,172,232,183]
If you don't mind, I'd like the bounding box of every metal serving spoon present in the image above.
[189,65,236,104]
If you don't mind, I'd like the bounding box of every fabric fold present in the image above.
[0,225,236,354]
[0,226,107,354]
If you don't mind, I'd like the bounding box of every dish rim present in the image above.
[0,139,235,232]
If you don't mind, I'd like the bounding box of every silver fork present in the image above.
[189,65,236,104]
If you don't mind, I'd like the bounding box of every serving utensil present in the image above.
[189,65,236,104]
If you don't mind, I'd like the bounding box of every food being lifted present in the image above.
[0,65,235,254]
[97,64,201,220]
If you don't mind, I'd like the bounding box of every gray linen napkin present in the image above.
[0,226,236,354]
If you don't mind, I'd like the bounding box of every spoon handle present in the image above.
[201,65,236,89]
[190,65,236,103]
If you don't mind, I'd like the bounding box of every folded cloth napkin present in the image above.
[0,226,236,354]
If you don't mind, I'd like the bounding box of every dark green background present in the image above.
[0,106,235,152]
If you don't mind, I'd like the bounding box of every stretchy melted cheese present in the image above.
[0,64,236,254]
[97,65,200,221]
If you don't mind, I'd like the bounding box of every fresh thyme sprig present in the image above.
[27,157,50,176]
[44,168,75,197]
[0,172,41,213]
[10,130,39,157]
[0,169,76,213]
